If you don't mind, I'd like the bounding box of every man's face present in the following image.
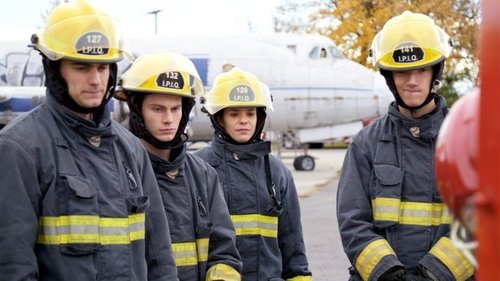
[59,59,110,109]
[141,93,183,142]
[219,107,257,143]
[393,66,433,107]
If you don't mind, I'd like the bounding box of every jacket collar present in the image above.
[388,95,448,140]
[46,92,115,140]
[211,134,271,160]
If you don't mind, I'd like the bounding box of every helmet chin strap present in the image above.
[128,94,194,150]
[42,57,117,122]
[381,61,444,113]
[400,88,438,111]
[209,108,267,145]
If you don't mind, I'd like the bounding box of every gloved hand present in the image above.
[415,264,438,281]
[404,273,431,281]
[378,266,406,281]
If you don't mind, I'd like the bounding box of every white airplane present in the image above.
[0,34,392,170]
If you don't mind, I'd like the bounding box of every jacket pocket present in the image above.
[126,196,149,213]
[61,174,98,215]
[196,222,214,239]
[371,164,403,229]
[58,174,100,255]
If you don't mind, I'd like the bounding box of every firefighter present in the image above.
[336,10,475,281]
[194,67,312,281]
[0,0,178,280]
[116,50,242,281]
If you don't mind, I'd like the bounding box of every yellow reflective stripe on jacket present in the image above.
[430,237,475,281]
[206,263,241,281]
[286,275,313,281]
[37,214,145,245]
[372,197,452,226]
[356,239,396,281]
[231,214,278,238]
[172,238,209,266]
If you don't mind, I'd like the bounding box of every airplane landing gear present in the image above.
[293,155,315,171]
[274,131,316,171]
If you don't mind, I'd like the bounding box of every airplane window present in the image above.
[287,45,297,54]
[329,46,345,58]
[309,47,330,59]
[309,47,319,59]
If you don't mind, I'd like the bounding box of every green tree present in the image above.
[275,0,480,105]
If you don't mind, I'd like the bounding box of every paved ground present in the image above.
[281,148,352,280]
[300,177,352,280]
[277,148,346,198]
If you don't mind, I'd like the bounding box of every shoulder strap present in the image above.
[264,154,282,210]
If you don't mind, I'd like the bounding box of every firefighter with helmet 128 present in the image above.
[194,67,312,281]
[336,10,475,281]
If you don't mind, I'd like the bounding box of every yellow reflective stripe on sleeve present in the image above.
[37,214,145,245]
[429,237,475,281]
[286,275,313,281]
[206,263,241,281]
[172,238,209,266]
[231,214,278,238]
[356,239,396,281]
[372,198,452,226]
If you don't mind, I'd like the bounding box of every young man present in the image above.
[116,50,242,281]
[336,11,475,281]
[194,67,312,281]
[0,1,178,280]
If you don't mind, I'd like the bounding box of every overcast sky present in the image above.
[0,0,301,40]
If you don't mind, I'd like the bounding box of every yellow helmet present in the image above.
[31,0,133,63]
[370,10,453,71]
[115,50,204,101]
[203,67,273,115]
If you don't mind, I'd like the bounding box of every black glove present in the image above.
[379,266,406,281]
[404,273,431,281]
[415,264,438,281]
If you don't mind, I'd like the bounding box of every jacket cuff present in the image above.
[420,237,475,281]
[355,238,402,281]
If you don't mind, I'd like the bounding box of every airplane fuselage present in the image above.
[0,34,392,145]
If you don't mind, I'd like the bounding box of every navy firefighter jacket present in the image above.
[147,145,242,281]
[0,93,178,281]
[337,96,474,281]
[194,135,312,281]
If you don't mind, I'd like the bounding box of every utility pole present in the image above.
[147,9,162,36]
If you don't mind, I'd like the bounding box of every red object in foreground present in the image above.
[435,89,479,233]
[477,0,500,278]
